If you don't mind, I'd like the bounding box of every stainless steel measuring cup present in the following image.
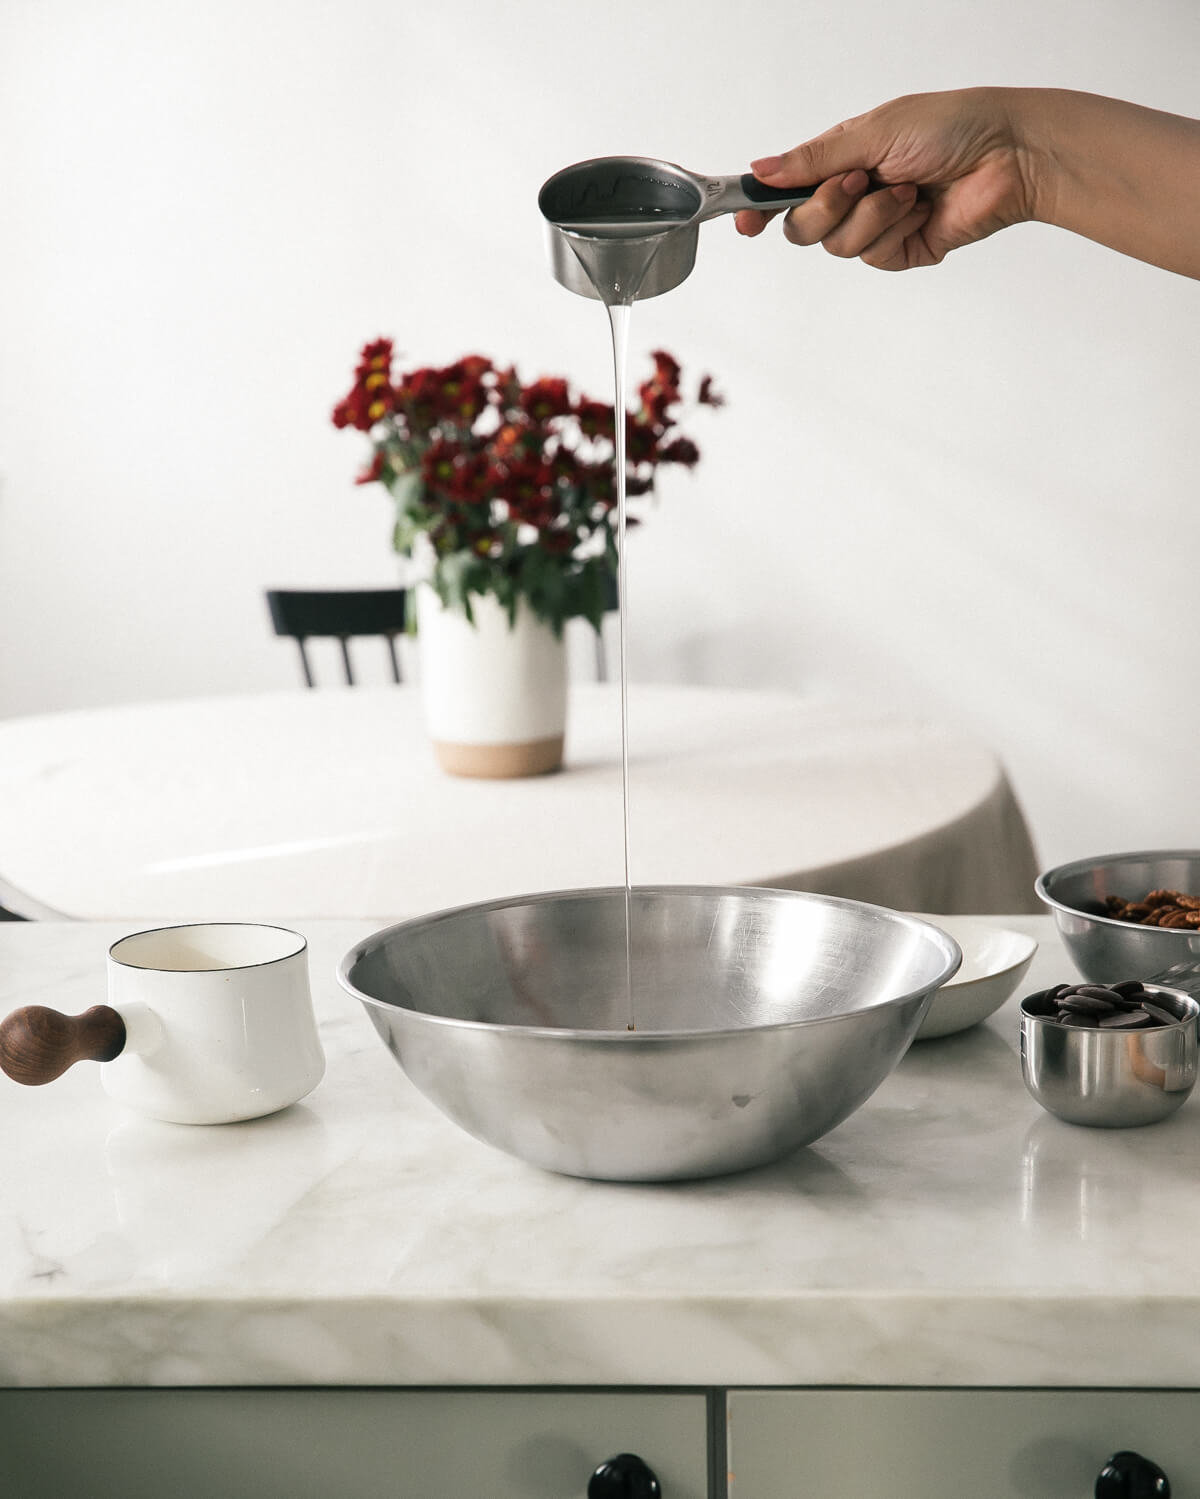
[538,155,817,301]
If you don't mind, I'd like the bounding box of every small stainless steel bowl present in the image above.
[1035,850,1200,993]
[1020,984,1199,1127]
[338,886,960,1182]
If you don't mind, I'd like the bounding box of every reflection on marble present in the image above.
[4,918,1200,1390]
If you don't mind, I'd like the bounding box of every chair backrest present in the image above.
[265,588,408,687]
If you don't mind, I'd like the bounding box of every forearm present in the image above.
[1012,87,1200,279]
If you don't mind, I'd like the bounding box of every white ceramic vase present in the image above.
[416,584,567,778]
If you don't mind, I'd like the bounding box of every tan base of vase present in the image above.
[433,734,564,779]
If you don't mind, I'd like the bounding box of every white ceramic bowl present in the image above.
[908,916,1038,1040]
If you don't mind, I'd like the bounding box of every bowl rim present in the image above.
[907,915,1038,990]
[1035,849,1200,936]
[337,883,963,1042]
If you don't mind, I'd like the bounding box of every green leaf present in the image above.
[385,470,422,510]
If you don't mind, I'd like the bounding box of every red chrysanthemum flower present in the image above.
[637,382,674,429]
[420,435,466,494]
[574,398,615,440]
[519,377,572,423]
[540,527,577,554]
[355,338,394,377]
[658,436,700,468]
[650,349,681,389]
[434,358,493,426]
[625,416,660,465]
[332,388,375,432]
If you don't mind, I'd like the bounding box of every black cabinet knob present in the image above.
[588,1451,663,1499]
[1096,1450,1170,1499]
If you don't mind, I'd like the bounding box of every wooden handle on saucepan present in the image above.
[0,1005,126,1085]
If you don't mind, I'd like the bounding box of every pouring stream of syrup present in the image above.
[561,227,672,1032]
[607,300,635,1030]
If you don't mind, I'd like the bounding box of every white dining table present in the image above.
[0,683,1040,923]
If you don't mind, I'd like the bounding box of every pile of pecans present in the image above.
[1023,981,1178,1029]
[1103,889,1200,928]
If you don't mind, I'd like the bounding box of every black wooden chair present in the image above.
[265,588,409,687]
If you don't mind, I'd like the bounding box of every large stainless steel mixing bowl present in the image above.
[338,886,961,1182]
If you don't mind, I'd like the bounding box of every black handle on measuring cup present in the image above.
[737,173,817,206]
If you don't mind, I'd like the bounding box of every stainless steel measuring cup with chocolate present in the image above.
[538,155,817,302]
[1020,980,1199,1127]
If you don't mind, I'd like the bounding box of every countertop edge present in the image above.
[5,1289,1200,1389]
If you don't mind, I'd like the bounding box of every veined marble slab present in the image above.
[3,918,1199,1389]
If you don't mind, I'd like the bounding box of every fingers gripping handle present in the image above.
[0,1005,126,1086]
[737,173,817,207]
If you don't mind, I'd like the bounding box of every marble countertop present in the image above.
[3,916,1199,1391]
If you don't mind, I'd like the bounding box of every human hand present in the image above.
[737,87,1036,270]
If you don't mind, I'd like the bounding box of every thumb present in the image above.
[751,119,876,187]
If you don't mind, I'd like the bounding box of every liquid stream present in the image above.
[565,232,672,1031]
[607,300,635,1030]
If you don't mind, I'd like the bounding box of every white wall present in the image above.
[1,0,1197,870]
